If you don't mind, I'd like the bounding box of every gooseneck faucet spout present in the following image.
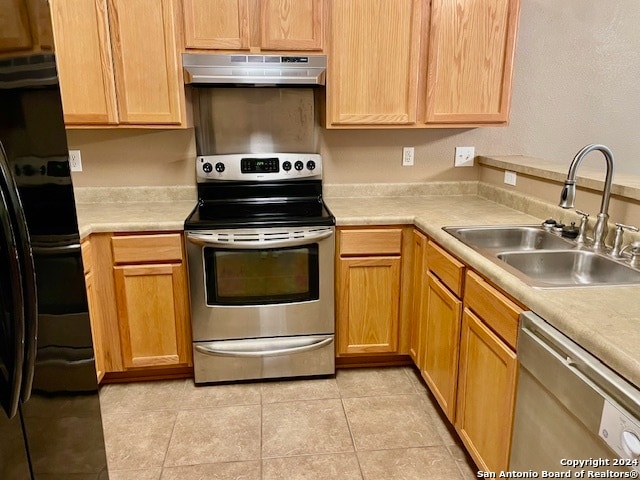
[559,144,615,251]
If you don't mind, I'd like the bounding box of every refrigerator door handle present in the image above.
[0,147,25,419]
[0,142,38,404]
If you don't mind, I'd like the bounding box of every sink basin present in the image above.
[496,250,640,287]
[443,225,575,251]
[443,224,640,288]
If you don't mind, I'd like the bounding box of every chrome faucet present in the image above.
[559,144,615,251]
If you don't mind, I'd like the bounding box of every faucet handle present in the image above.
[612,224,640,258]
[574,210,590,245]
[622,241,640,268]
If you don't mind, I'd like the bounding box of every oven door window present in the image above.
[204,245,319,305]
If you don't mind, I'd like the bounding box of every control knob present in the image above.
[215,162,225,173]
[282,161,292,171]
[202,162,213,173]
[306,160,316,171]
[294,160,304,171]
[622,430,640,460]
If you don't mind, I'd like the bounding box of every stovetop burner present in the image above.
[184,153,335,230]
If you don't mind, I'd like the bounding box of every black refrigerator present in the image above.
[0,2,109,479]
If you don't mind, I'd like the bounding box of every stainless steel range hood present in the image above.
[182,54,326,86]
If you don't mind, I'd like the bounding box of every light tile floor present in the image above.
[100,366,477,480]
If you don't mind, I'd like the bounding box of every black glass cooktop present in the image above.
[184,180,335,230]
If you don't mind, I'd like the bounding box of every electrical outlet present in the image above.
[402,147,414,166]
[454,146,475,167]
[504,170,517,186]
[69,150,82,172]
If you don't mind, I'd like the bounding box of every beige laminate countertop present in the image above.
[326,194,640,389]
[74,187,639,388]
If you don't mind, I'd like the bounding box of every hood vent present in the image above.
[183,54,326,86]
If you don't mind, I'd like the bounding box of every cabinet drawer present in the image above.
[339,228,402,256]
[426,241,465,297]
[112,233,183,264]
[464,271,522,350]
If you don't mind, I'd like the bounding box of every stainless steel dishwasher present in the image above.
[510,312,640,474]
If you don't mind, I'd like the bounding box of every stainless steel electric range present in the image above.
[184,153,335,383]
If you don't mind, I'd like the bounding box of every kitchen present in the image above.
[1,1,640,479]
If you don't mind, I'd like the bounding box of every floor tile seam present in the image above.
[354,444,459,455]
[260,394,341,405]
[339,397,360,462]
[260,449,358,461]
[101,407,183,416]
[401,365,426,394]
[159,409,181,469]
[339,391,426,400]
[174,401,263,411]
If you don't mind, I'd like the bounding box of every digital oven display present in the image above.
[241,157,279,173]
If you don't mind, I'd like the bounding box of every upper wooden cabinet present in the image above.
[327,0,520,128]
[50,0,187,127]
[182,0,324,52]
[0,0,54,57]
[425,0,520,123]
[328,0,422,126]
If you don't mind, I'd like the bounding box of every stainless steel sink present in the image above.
[443,224,640,288]
[496,250,640,287]
[443,225,574,251]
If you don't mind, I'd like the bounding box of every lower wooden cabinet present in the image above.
[409,230,427,364]
[421,271,462,421]
[338,256,401,354]
[457,270,522,471]
[335,226,413,358]
[455,308,517,472]
[114,262,191,369]
[82,232,192,381]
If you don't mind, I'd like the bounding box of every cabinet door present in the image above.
[409,230,427,364]
[50,0,118,125]
[425,0,520,123]
[114,263,191,369]
[0,0,33,53]
[261,0,323,51]
[328,0,423,125]
[182,0,250,50]
[421,271,462,421]
[108,0,183,124]
[456,308,517,472]
[338,256,401,354]
[84,270,106,381]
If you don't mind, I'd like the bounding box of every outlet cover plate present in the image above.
[402,147,414,166]
[454,146,475,167]
[69,150,82,172]
[504,170,517,186]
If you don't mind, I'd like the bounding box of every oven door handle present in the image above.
[186,229,333,249]
[195,335,334,358]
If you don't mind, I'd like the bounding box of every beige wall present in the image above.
[68,0,640,187]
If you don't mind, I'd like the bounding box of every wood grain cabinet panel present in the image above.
[455,308,517,472]
[50,0,118,125]
[338,257,401,354]
[50,0,185,127]
[0,0,34,53]
[182,0,323,51]
[114,263,191,369]
[425,0,520,123]
[421,271,462,421]
[328,0,423,125]
[261,0,323,50]
[182,0,250,49]
[109,0,183,125]
[409,229,427,364]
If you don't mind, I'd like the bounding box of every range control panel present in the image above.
[196,153,322,182]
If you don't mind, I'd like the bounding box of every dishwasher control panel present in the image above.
[600,400,640,472]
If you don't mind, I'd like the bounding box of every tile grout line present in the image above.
[157,381,188,476]
[339,397,366,479]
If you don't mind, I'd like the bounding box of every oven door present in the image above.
[185,227,335,340]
